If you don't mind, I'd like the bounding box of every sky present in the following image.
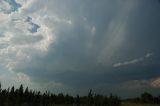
[0,0,160,98]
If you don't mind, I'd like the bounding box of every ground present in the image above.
[122,102,160,106]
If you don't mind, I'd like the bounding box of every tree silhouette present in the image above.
[0,83,122,106]
[88,89,93,105]
[141,92,153,103]
[75,94,80,106]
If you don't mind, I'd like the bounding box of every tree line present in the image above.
[0,83,121,106]
[124,92,160,104]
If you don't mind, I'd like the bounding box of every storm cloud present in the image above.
[0,0,160,98]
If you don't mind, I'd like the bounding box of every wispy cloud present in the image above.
[113,53,153,67]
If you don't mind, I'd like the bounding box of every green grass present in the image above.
[122,102,160,106]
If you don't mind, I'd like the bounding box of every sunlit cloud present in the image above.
[113,53,153,67]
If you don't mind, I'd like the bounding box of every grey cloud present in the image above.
[1,0,160,97]
[17,0,160,88]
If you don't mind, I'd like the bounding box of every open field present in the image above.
[52,103,160,106]
[43,103,160,106]
[122,102,160,106]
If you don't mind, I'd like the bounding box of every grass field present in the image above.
[122,102,160,106]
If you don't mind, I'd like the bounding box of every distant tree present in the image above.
[18,84,24,105]
[80,96,88,105]
[0,82,2,106]
[24,87,29,104]
[141,92,153,103]
[19,84,24,99]
[65,94,74,104]
[94,94,104,106]
[103,96,109,105]
[51,94,57,104]
[75,94,80,106]
[0,83,122,106]
[0,82,1,92]
[88,89,94,105]
[9,86,15,105]
[57,93,65,104]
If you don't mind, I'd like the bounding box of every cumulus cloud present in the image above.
[0,0,55,72]
[0,0,21,14]
[0,0,55,89]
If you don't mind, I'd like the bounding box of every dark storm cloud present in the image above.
[8,0,160,97]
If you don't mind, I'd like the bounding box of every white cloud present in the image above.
[0,5,79,86]
[15,0,36,15]
[0,0,78,90]
[150,78,160,88]
[113,58,143,67]
[0,0,55,74]
[16,72,30,84]
[0,0,11,12]
[0,0,22,15]
[113,53,153,67]
[120,77,160,90]
[120,80,150,90]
